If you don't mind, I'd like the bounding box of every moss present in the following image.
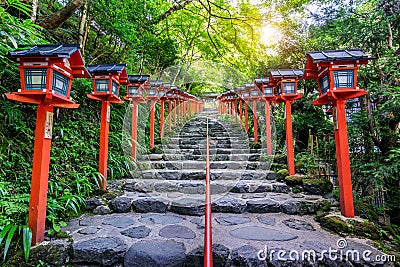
[303,178,333,195]
[276,169,289,182]
[273,154,287,164]
[319,200,331,212]
[292,185,303,194]
[271,163,287,172]
[150,145,163,154]
[295,161,306,174]
[285,175,303,186]
[249,141,261,149]
[353,220,381,240]
[318,216,352,234]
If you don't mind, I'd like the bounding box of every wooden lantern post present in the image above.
[248,82,262,142]
[87,64,127,190]
[5,44,90,245]
[158,84,167,138]
[236,86,245,128]
[242,85,251,133]
[304,49,374,218]
[166,86,176,132]
[124,75,150,161]
[269,69,304,175]
[255,78,275,155]
[147,80,163,149]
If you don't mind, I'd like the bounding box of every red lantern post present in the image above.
[269,69,304,175]
[87,64,128,190]
[255,78,275,155]
[124,75,150,161]
[147,80,163,149]
[5,44,90,244]
[303,49,374,218]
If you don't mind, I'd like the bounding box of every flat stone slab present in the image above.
[139,213,183,224]
[132,197,168,213]
[230,226,298,241]
[232,245,267,267]
[170,198,205,216]
[121,226,151,238]
[215,216,251,226]
[78,226,100,235]
[102,217,135,228]
[124,240,186,267]
[71,237,127,266]
[212,197,246,213]
[159,225,196,239]
[257,215,276,226]
[282,218,315,231]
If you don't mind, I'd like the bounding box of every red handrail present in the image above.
[204,117,213,267]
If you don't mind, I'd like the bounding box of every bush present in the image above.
[276,169,289,182]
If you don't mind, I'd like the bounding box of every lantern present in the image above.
[125,74,150,101]
[87,64,127,103]
[147,80,163,99]
[6,44,90,108]
[304,49,373,105]
[269,69,303,103]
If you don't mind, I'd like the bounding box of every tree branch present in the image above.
[150,0,194,25]
[37,0,85,29]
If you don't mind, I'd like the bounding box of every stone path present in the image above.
[49,108,393,266]
[60,212,388,266]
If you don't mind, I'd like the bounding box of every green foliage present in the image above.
[0,224,31,262]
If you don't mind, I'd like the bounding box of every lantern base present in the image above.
[274,94,302,104]
[263,96,276,101]
[312,89,366,105]
[87,94,123,104]
[5,92,79,108]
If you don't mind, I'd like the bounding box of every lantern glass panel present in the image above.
[319,74,330,94]
[25,68,47,90]
[283,82,295,94]
[96,80,109,93]
[159,90,165,96]
[166,91,173,97]
[52,71,70,97]
[251,90,259,96]
[333,70,354,88]
[128,86,139,96]
[112,81,119,96]
[244,91,250,97]
[264,87,273,96]
[148,89,156,96]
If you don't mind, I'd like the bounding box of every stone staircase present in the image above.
[47,108,391,267]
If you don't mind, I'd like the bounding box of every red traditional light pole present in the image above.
[255,78,275,155]
[269,69,304,175]
[87,64,127,190]
[147,80,163,149]
[242,85,251,133]
[158,84,167,138]
[236,86,245,128]
[247,82,263,142]
[5,44,90,244]
[303,49,374,218]
[124,75,150,161]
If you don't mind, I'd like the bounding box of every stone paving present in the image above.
[60,212,390,266]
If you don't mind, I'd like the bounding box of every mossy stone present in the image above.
[303,178,333,195]
[292,185,303,194]
[353,220,380,240]
[274,154,287,164]
[276,169,289,182]
[285,175,303,186]
[318,216,351,234]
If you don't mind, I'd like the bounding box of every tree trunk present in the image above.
[78,0,88,47]
[37,0,86,29]
[31,0,39,23]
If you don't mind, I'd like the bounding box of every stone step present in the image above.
[143,153,263,161]
[138,160,271,170]
[137,169,276,180]
[167,137,249,144]
[164,143,250,149]
[160,148,262,155]
[123,179,288,195]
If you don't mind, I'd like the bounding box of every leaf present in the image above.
[3,225,18,261]
[22,227,32,262]
[0,224,12,245]
[59,221,67,227]
[53,223,60,233]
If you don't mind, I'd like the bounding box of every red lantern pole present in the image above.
[131,102,138,161]
[149,100,155,149]
[98,100,110,189]
[231,102,234,120]
[253,100,258,142]
[174,100,177,127]
[285,100,295,175]
[28,103,54,245]
[168,100,172,131]
[245,102,249,133]
[334,100,355,217]
[160,100,165,138]
[239,100,243,128]
[265,101,272,155]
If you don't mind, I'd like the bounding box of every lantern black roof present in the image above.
[269,69,303,78]
[88,64,126,74]
[306,49,373,62]
[9,44,82,58]
[254,78,269,85]
[128,75,150,84]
